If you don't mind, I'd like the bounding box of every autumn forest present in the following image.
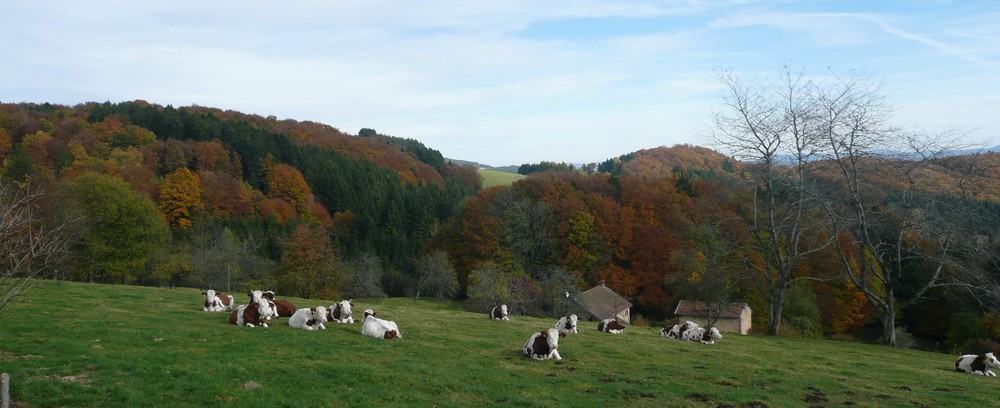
[2,100,1000,353]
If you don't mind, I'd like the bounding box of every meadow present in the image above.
[0,280,995,407]
[478,168,522,189]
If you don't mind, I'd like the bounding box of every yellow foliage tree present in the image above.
[159,167,202,229]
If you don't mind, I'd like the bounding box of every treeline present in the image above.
[429,143,1000,353]
[0,101,479,300]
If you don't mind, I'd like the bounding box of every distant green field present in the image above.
[1,280,995,407]
[479,168,522,189]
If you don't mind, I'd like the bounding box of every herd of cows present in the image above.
[486,303,725,361]
[202,289,400,339]
[203,290,1000,375]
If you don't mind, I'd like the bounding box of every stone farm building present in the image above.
[574,282,632,324]
[673,300,752,335]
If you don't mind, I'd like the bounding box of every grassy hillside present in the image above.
[1,280,995,407]
[479,168,523,189]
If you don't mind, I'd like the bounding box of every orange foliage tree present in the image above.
[265,163,315,218]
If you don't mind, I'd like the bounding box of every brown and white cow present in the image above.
[260,290,296,318]
[955,352,1000,376]
[597,318,625,334]
[288,306,328,331]
[555,314,578,334]
[361,309,401,339]
[490,304,509,321]
[661,321,699,339]
[228,290,276,327]
[523,328,565,360]
[681,326,723,344]
[328,300,355,323]
[202,289,234,312]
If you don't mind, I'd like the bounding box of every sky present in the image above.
[3,1,999,166]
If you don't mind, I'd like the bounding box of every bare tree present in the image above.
[414,250,458,302]
[341,253,386,299]
[710,66,834,334]
[813,69,1000,346]
[0,181,72,314]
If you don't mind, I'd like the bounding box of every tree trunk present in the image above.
[768,295,784,335]
[881,311,896,347]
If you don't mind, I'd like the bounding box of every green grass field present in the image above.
[479,168,522,189]
[1,280,995,407]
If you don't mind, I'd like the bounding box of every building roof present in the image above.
[674,300,751,319]
[574,283,632,321]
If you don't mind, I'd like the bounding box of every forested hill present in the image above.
[0,101,479,296]
[5,101,1000,353]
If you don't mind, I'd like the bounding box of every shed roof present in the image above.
[574,283,632,321]
[674,300,750,319]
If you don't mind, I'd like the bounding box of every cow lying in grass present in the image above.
[524,328,565,360]
[555,314,578,334]
[661,321,722,344]
[491,305,509,321]
[288,306,328,330]
[683,326,723,344]
[261,290,296,318]
[202,290,233,312]
[597,318,625,334]
[661,321,699,339]
[228,290,276,327]
[361,309,401,339]
[955,352,1000,376]
[328,300,355,324]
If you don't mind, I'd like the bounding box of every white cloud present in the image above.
[2,1,999,165]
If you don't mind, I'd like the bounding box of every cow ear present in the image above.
[540,331,547,338]
[559,332,566,338]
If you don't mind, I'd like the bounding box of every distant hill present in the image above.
[598,144,739,180]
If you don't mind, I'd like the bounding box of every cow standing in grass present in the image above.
[955,352,1000,376]
[524,328,564,360]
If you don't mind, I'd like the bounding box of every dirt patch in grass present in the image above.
[716,402,769,408]
[803,386,828,404]
[686,393,711,403]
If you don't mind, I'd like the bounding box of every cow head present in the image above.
[544,328,561,350]
[363,309,376,319]
[500,304,508,317]
[986,353,1000,368]
[250,292,274,318]
[314,306,329,323]
[261,291,276,301]
[708,327,723,341]
[204,289,216,299]
[339,300,353,318]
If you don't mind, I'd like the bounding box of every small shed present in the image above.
[574,282,632,324]
[674,300,752,335]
